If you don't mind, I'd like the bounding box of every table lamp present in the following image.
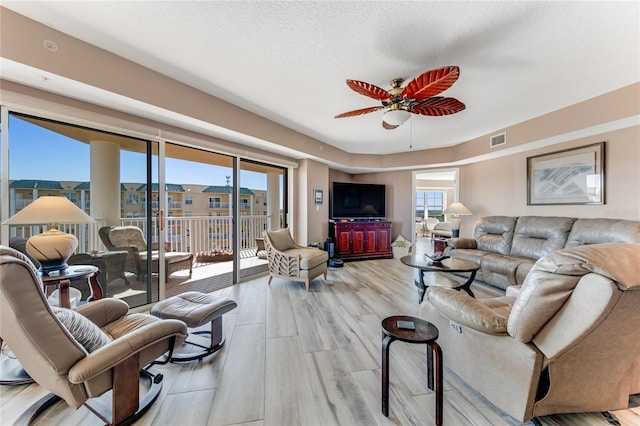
[443,202,473,237]
[2,196,96,273]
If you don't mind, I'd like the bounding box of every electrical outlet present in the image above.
[449,321,462,334]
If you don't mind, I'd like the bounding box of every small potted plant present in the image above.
[391,235,412,258]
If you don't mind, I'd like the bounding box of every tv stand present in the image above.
[329,221,392,261]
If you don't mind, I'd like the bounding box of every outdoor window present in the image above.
[416,191,446,222]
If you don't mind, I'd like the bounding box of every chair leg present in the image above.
[305,279,310,291]
[268,275,273,285]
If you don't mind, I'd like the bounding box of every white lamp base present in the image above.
[26,229,78,273]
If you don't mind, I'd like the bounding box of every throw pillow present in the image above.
[52,307,111,353]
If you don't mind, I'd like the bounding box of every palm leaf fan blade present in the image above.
[408,97,466,116]
[335,106,384,118]
[346,80,392,101]
[402,66,460,100]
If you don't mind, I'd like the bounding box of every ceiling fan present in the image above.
[335,66,465,130]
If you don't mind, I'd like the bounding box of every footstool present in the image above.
[151,291,237,362]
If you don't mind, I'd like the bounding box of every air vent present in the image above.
[490,132,506,148]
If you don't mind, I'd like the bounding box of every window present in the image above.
[126,193,139,204]
[62,192,77,203]
[185,195,193,205]
[427,191,445,221]
[416,191,446,222]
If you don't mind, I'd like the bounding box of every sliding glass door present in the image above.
[1,112,159,308]
[239,159,287,279]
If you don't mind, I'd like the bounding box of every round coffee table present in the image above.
[381,315,442,425]
[401,254,480,303]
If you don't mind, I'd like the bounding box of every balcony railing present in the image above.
[5,215,271,256]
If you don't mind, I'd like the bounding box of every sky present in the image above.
[7,115,268,190]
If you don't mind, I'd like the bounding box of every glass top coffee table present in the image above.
[401,254,480,303]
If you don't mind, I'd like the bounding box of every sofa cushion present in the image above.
[565,218,640,247]
[481,254,532,290]
[473,216,517,255]
[510,216,575,259]
[267,228,297,251]
[284,247,328,270]
[427,287,514,335]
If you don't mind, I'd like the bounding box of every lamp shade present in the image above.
[383,109,411,126]
[443,202,473,216]
[3,196,94,226]
[3,196,95,273]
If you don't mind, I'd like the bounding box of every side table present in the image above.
[381,315,443,425]
[41,265,103,308]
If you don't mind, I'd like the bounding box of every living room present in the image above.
[1,2,639,425]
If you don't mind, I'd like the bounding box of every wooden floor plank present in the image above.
[304,349,377,426]
[265,280,298,339]
[207,324,265,426]
[264,336,320,425]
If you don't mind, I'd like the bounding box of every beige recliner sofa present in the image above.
[418,243,640,422]
[263,228,328,291]
[446,216,640,294]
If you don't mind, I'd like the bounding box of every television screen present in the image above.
[331,182,386,219]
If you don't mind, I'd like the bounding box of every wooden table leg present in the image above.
[430,341,443,426]
[87,271,103,302]
[427,343,434,391]
[381,334,394,417]
[58,279,71,309]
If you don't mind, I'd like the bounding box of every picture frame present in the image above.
[314,189,324,205]
[527,142,604,205]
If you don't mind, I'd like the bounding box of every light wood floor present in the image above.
[1,239,638,425]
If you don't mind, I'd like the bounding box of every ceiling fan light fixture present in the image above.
[383,109,411,126]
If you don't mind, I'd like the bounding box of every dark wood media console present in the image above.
[330,221,393,260]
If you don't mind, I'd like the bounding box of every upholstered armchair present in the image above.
[418,242,640,422]
[263,228,328,291]
[0,245,188,425]
[99,226,193,282]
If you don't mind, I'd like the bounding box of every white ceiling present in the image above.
[2,1,639,156]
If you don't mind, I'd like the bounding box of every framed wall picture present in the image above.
[314,189,324,205]
[527,142,605,205]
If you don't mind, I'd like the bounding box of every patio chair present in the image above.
[0,245,187,425]
[99,226,193,283]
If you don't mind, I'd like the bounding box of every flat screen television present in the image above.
[330,182,386,219]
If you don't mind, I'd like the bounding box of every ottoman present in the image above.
[151,291,237,362]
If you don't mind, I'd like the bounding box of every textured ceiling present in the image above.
[2,1,639,156]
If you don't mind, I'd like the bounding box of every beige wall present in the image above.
[456,127,640,236]
[295,159,329,244]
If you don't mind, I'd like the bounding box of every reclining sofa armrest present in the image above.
[68,318,187,383]
[75,298,130,328]
[446,237,477,250]
[427,287,514,335]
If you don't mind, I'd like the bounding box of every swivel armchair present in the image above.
[0,245,188,425]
